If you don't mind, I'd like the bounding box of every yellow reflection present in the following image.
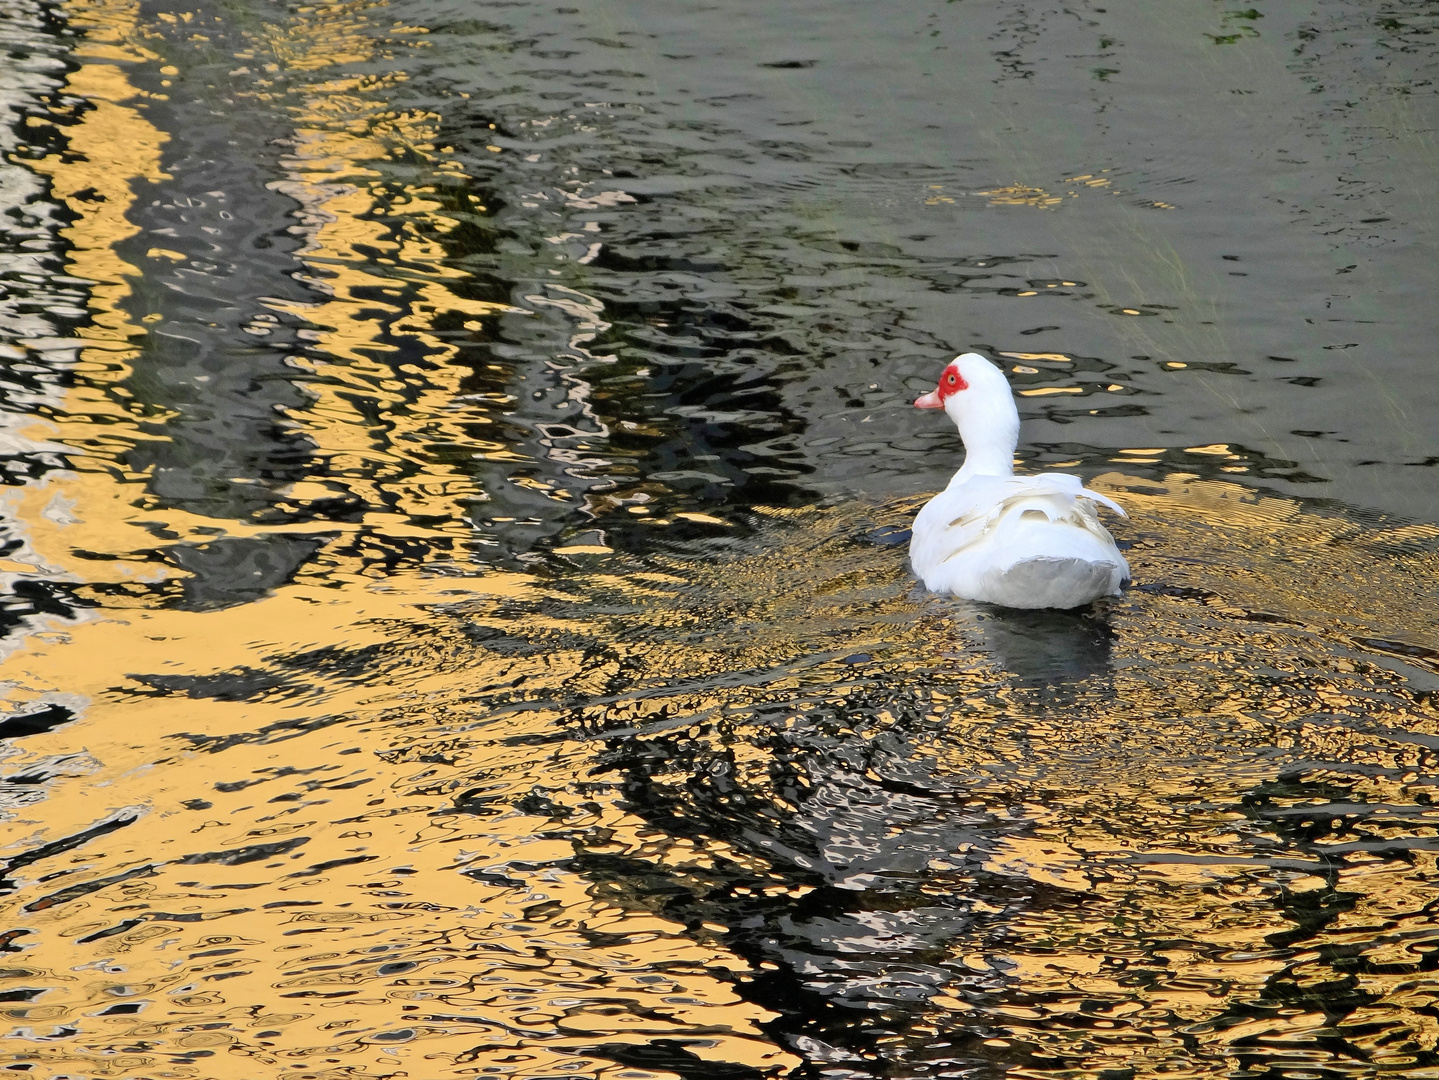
[978,184,1064,208]
[1016,386,1084,396]
[227,4,530,532]
[7,0,180,607]
[28,0,164,391]
[997,351,1073,363]
[0,571,796,1077]
[0,3,799,1077]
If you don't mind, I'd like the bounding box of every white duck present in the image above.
[909,353,1129,609]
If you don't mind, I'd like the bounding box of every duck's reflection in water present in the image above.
[965,602,1115,690]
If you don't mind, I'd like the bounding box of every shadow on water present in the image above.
[967,604,1115,689]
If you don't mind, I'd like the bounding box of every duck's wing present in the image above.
[927,476,1054,561]
[933,474,1125,563]
[943,474,1124,528]
[1031,472,1127,518]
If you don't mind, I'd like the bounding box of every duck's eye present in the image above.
[946,373,957,384]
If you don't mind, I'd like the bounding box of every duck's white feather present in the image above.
[911,473,1129,608]
[908,353,1130,609]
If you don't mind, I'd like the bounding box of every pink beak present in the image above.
[913,388,943,409]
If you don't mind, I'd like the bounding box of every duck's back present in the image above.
[911,473,1129,609]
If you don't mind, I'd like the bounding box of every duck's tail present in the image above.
[977,554,1125,609]
[972,509,1128,608]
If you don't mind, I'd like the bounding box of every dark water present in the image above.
[1,1,1438,1077]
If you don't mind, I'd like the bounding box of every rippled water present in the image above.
[1,0,1438,1077]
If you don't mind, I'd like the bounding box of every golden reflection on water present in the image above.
[3,0,190,630]
[5,455,1439,1077]
[264,54,524,529]
[4,2,1439,1079]
[0,2,793,1076]
[0,568,796,1077]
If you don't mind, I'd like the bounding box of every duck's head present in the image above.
[914,352,1015,415]
[914,353,1020,474]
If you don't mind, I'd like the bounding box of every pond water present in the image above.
[1,1,1438,1077]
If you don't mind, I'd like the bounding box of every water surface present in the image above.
[1,1,1437,1077]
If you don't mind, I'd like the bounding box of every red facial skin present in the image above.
[913,364,968,409]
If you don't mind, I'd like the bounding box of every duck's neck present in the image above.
[954,408,1019,480]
